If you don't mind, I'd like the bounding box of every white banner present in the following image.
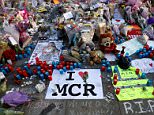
[45,69,104,99]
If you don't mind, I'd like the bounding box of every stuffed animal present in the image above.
[89,50,104,65]
[99,33,119,54]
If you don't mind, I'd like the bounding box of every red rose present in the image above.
[3,49,16,61]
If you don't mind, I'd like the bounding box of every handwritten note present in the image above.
[116,87,154,101]
[111,66,139,79]
[131,58,154,73]
[63,12,73,20]
[114,79,148,87]
[111,66,154,101]
[117,38,143,55]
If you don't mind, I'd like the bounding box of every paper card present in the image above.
[113,79,148,87]
[32,0,38,8]
[104,53,117,61]
[8,37,18,45]
[63,12,73,20]
[3,24,20,45]
[46,69,104,99]
[131,58,154,73]
[116,87,154,101]
[28,41,62,65]
[90,3,101,10]
[0,72,5,80]
[99,0,108,2]
[111,66,139,79]
[117,38,143,55]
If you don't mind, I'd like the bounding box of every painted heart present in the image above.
[149,63,153,67]
[78,72,84,78]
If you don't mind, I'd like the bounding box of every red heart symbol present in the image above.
[149,63,153,67]
[116,19,120,22]
[78,72,84,78]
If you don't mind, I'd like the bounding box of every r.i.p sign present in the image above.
[45,69,104,99]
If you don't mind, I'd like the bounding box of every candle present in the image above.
[33,69,37,74]
[135,68,140,75]
[60,55,64,61]
[48,75,52,81]
[113,79,118,85]
[101,66,106,71]
[114,74,118,79]
[49,65,53,70]
[116,88,120,95]
[48,70,52,75]
[59,69,64,74]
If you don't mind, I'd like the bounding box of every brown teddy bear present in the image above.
[99,33,119,54]
[89,50,104,66]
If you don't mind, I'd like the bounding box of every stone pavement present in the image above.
[4,58,154,115]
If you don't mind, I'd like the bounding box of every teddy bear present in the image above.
[99,33,119,54]
[89,50,104,66]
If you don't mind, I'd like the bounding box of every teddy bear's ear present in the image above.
[100,33,112,39]
[100,33,108,38]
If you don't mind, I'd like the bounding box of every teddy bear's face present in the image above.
[100,37,111,47]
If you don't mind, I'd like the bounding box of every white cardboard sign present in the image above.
[45,69,104,99]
